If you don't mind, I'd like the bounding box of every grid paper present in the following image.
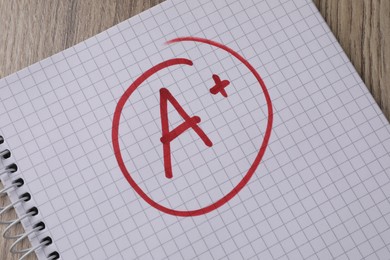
[1,0,390,259]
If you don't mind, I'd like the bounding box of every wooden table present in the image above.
[0,0,389,259]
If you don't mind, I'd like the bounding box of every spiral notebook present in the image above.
[1,0,390,259]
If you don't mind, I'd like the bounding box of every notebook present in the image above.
[1,0,390,259]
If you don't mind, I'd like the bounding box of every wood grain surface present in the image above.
[0,0,389,259]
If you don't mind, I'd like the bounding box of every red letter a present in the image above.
[160,88,212,179]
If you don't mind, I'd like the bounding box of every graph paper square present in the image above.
[0,0,390,259]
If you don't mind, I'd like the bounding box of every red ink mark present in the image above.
[210,74,230,97]
[113,37,273,217]
[159,88,212,179]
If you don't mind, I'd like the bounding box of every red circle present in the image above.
[112,37,273,217]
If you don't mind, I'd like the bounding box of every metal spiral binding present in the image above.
[0,135,60,260]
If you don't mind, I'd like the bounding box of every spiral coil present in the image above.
[0,135,60,260]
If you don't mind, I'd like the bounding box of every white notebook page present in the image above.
[1,0,390,259]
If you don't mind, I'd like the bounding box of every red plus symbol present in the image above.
[210,74,230,98]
